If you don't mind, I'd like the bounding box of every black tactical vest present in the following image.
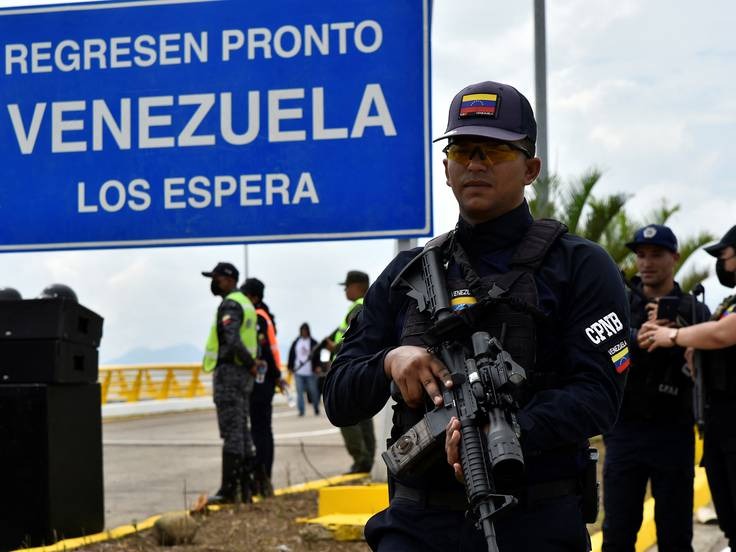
[702,294,736,401]
[389,220,567,483]
[622,287,695,422]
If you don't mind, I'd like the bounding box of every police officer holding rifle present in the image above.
[324,81,629,551]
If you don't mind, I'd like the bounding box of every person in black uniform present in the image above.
[202,262,259,504]
[602,225,709,552]
[323,80,630,551]
[241,277,282,498]
[643,224,736,550]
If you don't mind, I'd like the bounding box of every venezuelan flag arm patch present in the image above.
[459,93,498,118]
[609,342,630,374]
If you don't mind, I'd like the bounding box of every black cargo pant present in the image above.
[214,363,256,458]
[703,400,736,548]
[602,420,694,551]
[250,377,275,476]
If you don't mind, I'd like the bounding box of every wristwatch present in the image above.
[668,328,680,345]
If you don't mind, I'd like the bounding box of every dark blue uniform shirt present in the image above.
[324,202,629,486]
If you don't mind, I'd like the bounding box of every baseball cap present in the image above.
[433,81,537,144]
[202,262,239,280]
[625,225,678,253]
[704,225,736,257]
[339,270,369,286]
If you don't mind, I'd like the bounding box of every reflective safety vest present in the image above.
[256,307,281,367]
[334,297,364,345]
[203,291,257,373]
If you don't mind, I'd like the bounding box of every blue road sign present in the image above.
[0,0,431,251]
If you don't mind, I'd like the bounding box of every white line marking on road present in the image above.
[104,427,340,446]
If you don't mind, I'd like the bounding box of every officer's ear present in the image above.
[524,157,542,185]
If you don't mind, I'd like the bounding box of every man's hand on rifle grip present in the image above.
[384,345,453,409]
[446,416,464,483]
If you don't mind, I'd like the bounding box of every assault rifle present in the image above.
[382,246,525,552]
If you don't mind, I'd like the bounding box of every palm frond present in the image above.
[675,231,716,273]
[562,168,602,233]
[581,193,630,243]
[678,268,711,294]
[528,174,561,219]
[642,200,680,226]
[603,212,638,266]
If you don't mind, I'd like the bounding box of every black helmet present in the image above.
[39,283,78,302]
[0,287,22,301]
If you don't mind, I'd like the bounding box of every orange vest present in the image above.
[256,307,282,368]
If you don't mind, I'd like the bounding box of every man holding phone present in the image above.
[603,224,709,551]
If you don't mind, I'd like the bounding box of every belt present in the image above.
[393,482,468,511]
[522,478,580,506]
[393,478,580,512]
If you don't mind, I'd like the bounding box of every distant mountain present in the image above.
[103,343,203,365]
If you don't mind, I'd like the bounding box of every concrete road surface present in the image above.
[102,403,730,552]
[102,403,353,528]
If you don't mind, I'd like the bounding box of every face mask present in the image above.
[210,279,222,296]
[716,259,736,288]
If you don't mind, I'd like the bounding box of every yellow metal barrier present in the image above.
[99,362,292,404]
[99,363,209,404]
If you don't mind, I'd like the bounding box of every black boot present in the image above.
[240,456,256,504]
[207,450,241,505]
[252,464,274,498]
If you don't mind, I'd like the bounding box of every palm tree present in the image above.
[528,170,713,292]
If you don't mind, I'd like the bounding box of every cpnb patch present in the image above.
[585,312,624,345]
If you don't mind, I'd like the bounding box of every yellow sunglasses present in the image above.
[443,142,531,166]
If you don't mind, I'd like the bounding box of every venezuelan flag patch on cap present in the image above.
[459,93,499,118]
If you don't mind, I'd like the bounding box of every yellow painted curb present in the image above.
[300,514,373,541]
[318,484,389,516]
[10,472,369,551]
[9,513,163,552]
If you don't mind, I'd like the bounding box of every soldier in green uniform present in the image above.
[325,270,376,473]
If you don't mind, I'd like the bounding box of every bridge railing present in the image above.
[99,363,210,404]
[99,363,293,404]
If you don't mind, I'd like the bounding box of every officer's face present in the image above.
[720,246,736,272]
[210,274,235,296]
[443,137,541,224]
[635,245,679,288]
[344,282,365,302]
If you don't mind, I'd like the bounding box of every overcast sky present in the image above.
[1,0,734,363]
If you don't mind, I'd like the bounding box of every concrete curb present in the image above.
[11,473,369,551]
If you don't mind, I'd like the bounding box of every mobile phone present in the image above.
[656,296,680,321]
